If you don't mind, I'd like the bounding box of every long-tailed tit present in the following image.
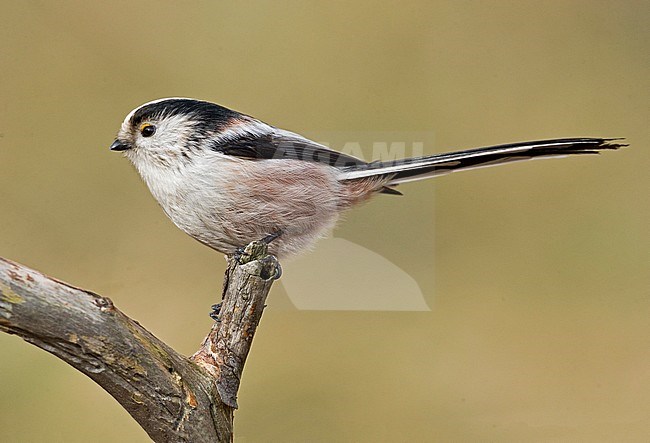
[110,98,623,258]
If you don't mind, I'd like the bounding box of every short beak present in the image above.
[110,139,130,151]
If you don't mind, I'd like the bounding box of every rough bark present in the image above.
[0,241,280,442]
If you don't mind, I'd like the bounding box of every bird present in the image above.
[110,98,624,259]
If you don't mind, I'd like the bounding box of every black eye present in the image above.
[140,124,156,137]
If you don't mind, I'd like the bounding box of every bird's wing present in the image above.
[211,128,368,168]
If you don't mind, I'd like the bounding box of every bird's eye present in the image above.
[140,123,156,137]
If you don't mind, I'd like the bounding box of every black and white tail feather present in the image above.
[339,138,626,186]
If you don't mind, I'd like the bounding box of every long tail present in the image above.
[340,138,626,185]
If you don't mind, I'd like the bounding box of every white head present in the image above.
[110,98,272,171]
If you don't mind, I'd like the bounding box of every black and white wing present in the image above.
[210,127,368,168]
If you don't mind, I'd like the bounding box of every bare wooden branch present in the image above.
[0,242,280,442]
[192,241,280,408]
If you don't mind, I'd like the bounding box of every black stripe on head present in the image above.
[130,99,242,133]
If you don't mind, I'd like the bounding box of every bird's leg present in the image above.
[259,230,283,245]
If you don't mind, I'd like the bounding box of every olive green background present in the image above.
[1,1,648,441]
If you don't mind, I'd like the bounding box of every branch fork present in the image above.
[0,241,280,442]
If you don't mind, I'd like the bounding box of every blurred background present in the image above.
[1,1,648,441]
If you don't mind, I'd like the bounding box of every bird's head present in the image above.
[110,98,243,169]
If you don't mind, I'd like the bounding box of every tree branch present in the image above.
[0,242,280,442]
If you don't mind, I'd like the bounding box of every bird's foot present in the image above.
[209,302,222,321]
[233,230,283,264]
[260,256,282,280]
